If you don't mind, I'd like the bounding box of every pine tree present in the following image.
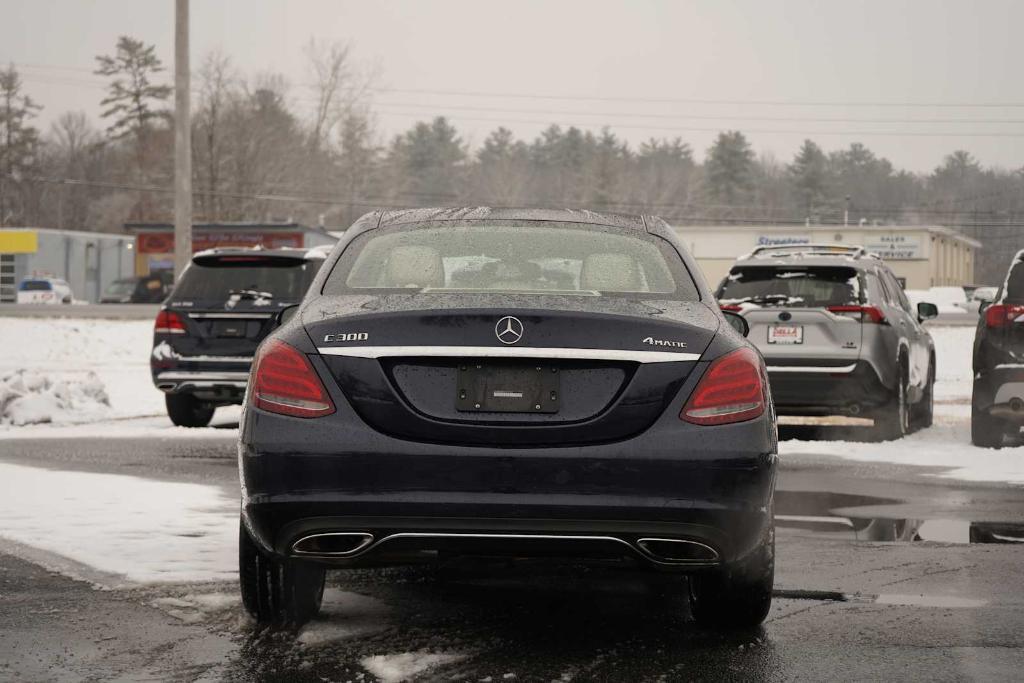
[705,131,754,205]
[788,139,829,219]
[0,64,42,225]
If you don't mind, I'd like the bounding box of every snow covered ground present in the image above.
[0,318,164,426]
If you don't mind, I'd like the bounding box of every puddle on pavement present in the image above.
[775,490,1024,544]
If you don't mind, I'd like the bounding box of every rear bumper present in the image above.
[974,365,1024,422]
[153,369,249,401]
[766,360,887,415]
[239,411,777,572]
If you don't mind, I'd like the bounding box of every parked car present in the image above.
[238,208,778,628]
[101,274,172,304]
[717,244,938,439]
[971,250,1024,447]
[150,247,327,427]
[16,277,73,304]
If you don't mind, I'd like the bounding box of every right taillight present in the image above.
[985,303,1024,328]
[250,340,335,418]
[154,310,187,334]
[827,305,886,324]
[681,347,766,426]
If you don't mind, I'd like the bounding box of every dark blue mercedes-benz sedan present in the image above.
[238,208,777,628]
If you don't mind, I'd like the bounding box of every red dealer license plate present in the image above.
[768,325,803,344]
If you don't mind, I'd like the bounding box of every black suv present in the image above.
[151,247,328,427]
[972,249,1024,447]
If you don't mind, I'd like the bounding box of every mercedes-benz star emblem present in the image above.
[495,315,524,345]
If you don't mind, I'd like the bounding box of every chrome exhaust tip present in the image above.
[157,382,177,391]
[636,537,720,564]
[292,532,374,557]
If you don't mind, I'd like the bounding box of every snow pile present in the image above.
[780,420,1024,485]
[360,652,467,683]
[0,318,164,425]
[0,369,111,426]
[907,286,968,314]
[0,462,237,584]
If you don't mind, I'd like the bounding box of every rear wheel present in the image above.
[688,524,774,629]
[911,360,935,431]
[875,366,909,441]
[165,394,215,428]
[239,520,325,628]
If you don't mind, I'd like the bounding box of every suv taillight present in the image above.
[154,310,187,334]
[681,347,766,426]
[828,305,886,324]
[250,340,335,418]
[985,303,1024,328]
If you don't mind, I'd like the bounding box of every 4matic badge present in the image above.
[642,336,687,348]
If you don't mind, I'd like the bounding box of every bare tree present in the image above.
[0,64,42,225]
[305,38,376,153]
[194,50,237,219]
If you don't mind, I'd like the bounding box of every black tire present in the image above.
[165,394,215,428]
[239,520,325,628]
[689,524,774,629]
[875,365,909,441]
[971,402,1006,449]
[911,360,935,431]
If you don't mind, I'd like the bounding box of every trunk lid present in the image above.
[304,294,718,446]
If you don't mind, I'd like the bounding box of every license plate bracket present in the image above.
[212,320,247,338]
[768,325,804,345]
[456,363,560,413]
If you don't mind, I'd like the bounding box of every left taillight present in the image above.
[681,347,766,426]
[154,310,187,334]
[250,340,335,418]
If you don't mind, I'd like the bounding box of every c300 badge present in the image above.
[323,332,369,342]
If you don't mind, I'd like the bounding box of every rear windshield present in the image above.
[1004,262,1024,303]
[19,280,52,291]
[172,260,321,302]
[322,221,699,300]
[718,266,862,308]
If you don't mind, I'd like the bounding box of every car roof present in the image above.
[191,246,328,261]
[375,207,649,231]
[731,243,884,271]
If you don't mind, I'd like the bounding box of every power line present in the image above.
[14,60,1024,109]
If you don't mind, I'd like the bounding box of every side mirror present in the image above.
[273,304,300,328]
[917,302,939,321]
[723,310,750,337]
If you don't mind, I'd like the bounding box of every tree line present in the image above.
[2,35,1023,281]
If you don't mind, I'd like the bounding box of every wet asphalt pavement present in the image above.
[2,423,1024,681]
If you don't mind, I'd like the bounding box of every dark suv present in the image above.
[151,247,327,427]
[972,249,1024,447]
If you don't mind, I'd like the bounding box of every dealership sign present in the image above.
[864,234,922,260]
[756,234,811,247]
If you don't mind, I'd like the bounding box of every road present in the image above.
[2,423,1024,681]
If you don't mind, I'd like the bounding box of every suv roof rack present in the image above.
[741,243,880,260]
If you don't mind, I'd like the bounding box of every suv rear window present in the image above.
[172,259,321,302]
[718,266,862,308]
[19,280,52,291]
[1004,261,1024,303]
[323,221,699,300]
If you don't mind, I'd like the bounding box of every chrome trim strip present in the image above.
[178,355,253,364]
[157,371,250,381]
[316,345,700,363]
[329,532,719,567]
[186,312,273,320]
[767,363,857,374]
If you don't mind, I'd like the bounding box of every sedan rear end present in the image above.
[238,209,777,629]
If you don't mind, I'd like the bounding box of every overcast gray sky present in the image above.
[3,0,1022,172]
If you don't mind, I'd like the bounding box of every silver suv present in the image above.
[716,244,938,439]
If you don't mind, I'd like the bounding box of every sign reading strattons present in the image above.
[864,234,922,260]
[756,234,811,247]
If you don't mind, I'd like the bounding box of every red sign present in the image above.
[137,232,303,254]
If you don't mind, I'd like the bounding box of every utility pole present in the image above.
[173,0,192,281]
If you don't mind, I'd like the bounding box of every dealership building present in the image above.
[675,224,982,290]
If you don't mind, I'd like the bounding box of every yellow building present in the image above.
[675,224,981,290]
